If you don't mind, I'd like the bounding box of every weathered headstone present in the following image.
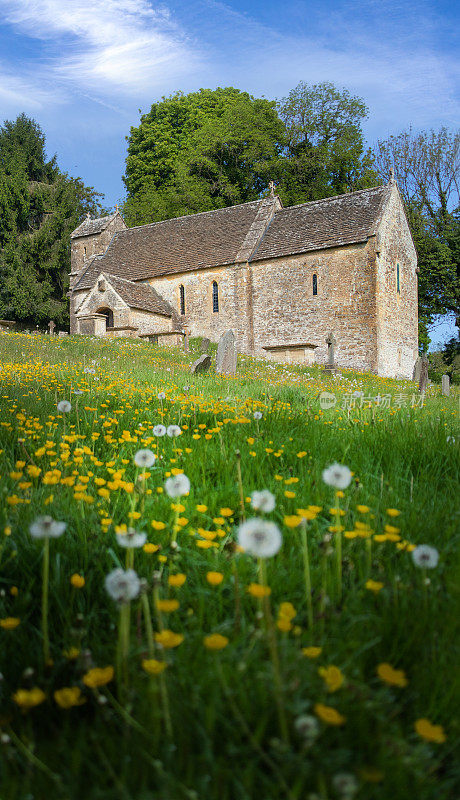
[191,354,211,374]
[48,320,56,335]
[419,355,429,394]
[412,357,422,383]
[216,330,237,376]
[441,374,450,397]
[200,337,211,353]
[324,332,337,370]
[58,331,68,337]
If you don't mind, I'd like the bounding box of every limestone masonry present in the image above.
[69,181,418,377]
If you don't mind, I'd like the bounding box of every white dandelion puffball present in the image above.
[294,714,319,741]
[332,773,358,798]
[251,490,276,513]
[412,544,439,569]
[167,425,182,438]
[153,424,166,437]
[165,473,190,498]
[253,411,263,420]
[29,516,66,539]
[116,528,147,549]
[157,391,166,400]
[105,568,140,603]
[57,400,71,413]
[134,449,156,468]
[237,518,282,558]
[322,462,352,490]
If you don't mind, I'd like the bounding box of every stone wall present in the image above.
[248,242,379,372]
[374,185,418,378]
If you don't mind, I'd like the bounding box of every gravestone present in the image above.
[324,332,337,371]
[216,330,237,376]
[200,337,211,353]
[191,354,211,374]
[441,374,450,397]
[183,331,190,353]
[412,357,422,383]
[419,355,429,394]
[48,320,56,336]
[58,331,68,337]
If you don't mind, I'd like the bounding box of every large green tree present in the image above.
[123,87,286,224]
[275,81,377,205]
[0,114,104,327]
[373,128,460,345]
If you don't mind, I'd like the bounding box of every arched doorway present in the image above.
[96,307,114,330]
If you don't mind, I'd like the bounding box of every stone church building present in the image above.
[69,180,418,378]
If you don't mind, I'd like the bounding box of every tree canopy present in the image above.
[373,127,460,345]
[0,114,104,326]
[123,87,285,225]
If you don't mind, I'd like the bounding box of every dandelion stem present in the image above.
[235,450,246,521]
[42,537,50,663]
[141,592,155,658]
[335,494,342,602]
[299,519,313,630]
[258,559,289,744]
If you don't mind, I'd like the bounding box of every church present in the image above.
[69,179,418,378]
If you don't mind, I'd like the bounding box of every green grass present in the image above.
[0,330,459,800]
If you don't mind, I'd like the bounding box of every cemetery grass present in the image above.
[0,331,459,800]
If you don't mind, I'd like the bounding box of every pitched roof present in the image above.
[101,273,175,317]
[250,185,391,262]
[71,212,120,239]
[73,198,278,290]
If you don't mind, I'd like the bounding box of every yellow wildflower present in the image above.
[284,515,302,528]
[143,543,159,554]
[302,646,322,658]
[13,687,46,710]
[206,571,224,585]
[0,617,20,630]
[168,573,186,587]
[203,634,229,650]
[377,663,408,687]
[279,602,296,620]
[154,630,184,648]
[314,703,346,726]
[247,583,271,598]
[318,665,344,692]
[219,508,233,517]
[70,574,85,589]
[386,508,400,517]
[142,659,167,675]
[365,579,384,593]
[54,687,86,709]
[414,718,446,743]
[82,666,114,688]
[155,599,180,612]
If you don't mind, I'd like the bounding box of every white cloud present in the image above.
[0,64,63,112]
[0,0,202,93]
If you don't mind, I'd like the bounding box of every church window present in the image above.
[313,273,318,295]
[397,263,400,294]
[180,285,185,315]
[212,281,219,313]
[84,246,87,256]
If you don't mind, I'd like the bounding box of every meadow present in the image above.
[0,330,458,800]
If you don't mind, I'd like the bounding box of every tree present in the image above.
[123,87,286,224]
[373,128,460,333]
[275,81,377,205]
[0,115,104,327]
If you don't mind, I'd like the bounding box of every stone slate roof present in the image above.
[71,212,120,239]
[101,273,174,317]
[250,186,391,262]
[73,186,391,289]
[73,199,275,290]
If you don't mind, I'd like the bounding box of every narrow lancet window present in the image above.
[180,285,185,315]
[397,264,400,294]
[212,281,219,313]
[313,273,318,296]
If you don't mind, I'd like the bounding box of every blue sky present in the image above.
[0,0,458,346]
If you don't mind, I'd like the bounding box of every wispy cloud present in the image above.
[0,0,202,94]
[0,62,63,112]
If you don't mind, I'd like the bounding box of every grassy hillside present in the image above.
[0,331,459,800]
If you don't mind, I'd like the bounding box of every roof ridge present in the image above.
[117,197,270,234]
[277,185,388,213]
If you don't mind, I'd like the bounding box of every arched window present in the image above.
[396,263,400,294]
[312,273,318,296]
[212,281,219,313]
[179,285,185,315]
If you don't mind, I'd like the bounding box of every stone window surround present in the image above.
[212,280,219,313]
